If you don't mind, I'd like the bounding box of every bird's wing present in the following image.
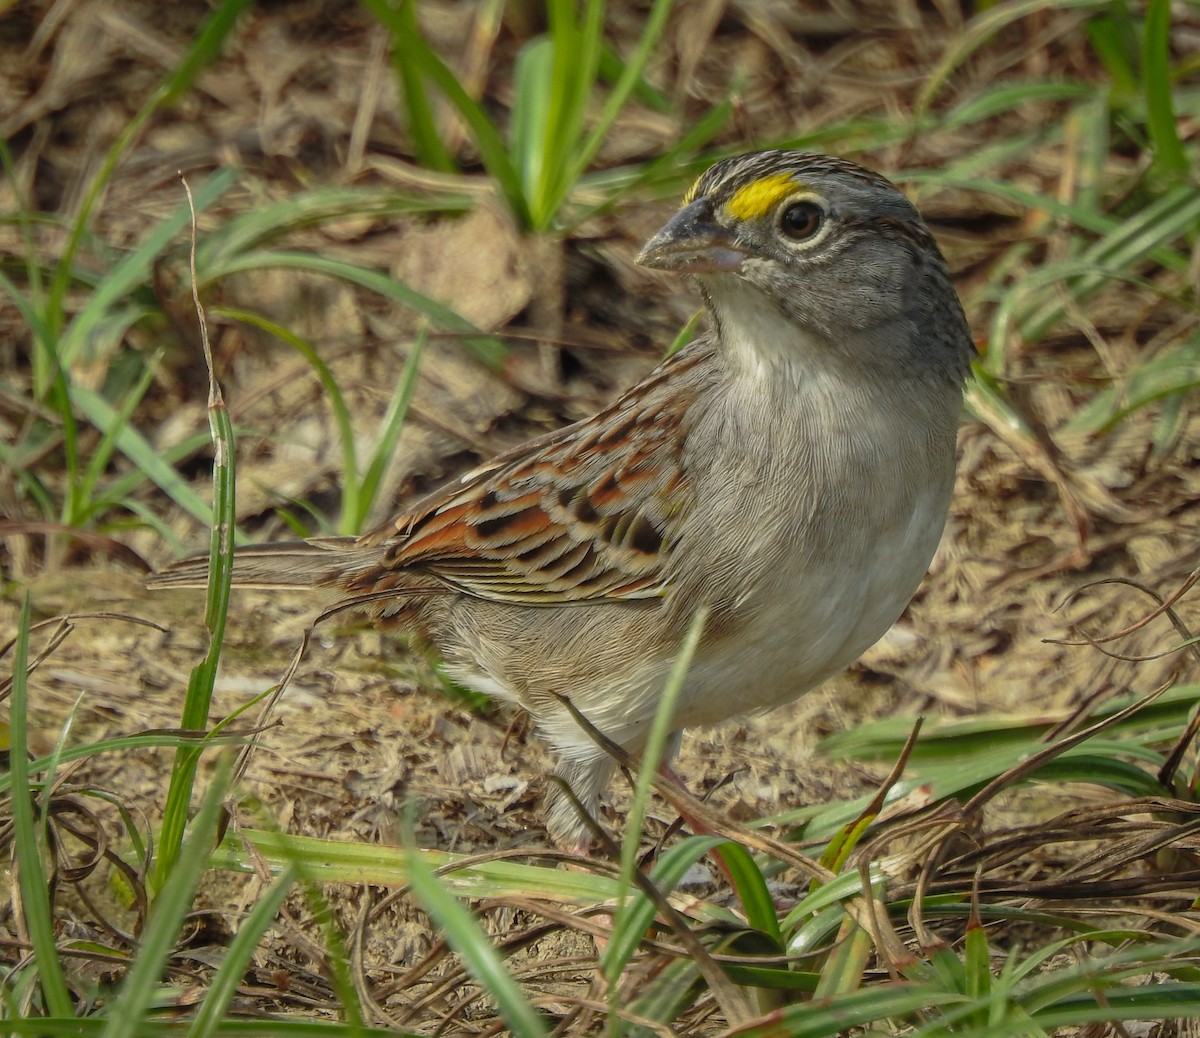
[352,345,714,606]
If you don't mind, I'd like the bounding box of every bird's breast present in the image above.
[667,368,960,723]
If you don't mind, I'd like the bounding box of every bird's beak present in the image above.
[636,198,749,274]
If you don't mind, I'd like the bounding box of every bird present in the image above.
[149,150,975,851]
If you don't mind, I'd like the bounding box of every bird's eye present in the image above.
[778,200,824,241]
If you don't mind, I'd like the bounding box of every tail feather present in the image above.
[145,537,372,593]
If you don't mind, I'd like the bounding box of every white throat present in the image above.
[701,276,828,385]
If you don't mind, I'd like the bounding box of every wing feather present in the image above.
[349,343,716,606]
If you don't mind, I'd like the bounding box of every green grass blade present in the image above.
[404,813,551,1038]
[718,841,783,947]
[1065,92,1111,217]
[731,981,958,1037]
[47,362,82,525]
[7,594,75,1017]
[812,916,873,998]
[356,326,426,531]
[195,187,471,270]
[368,0,527,226]
[533,0,603,229]
[570,97,732,224]
[597,43,670,111]
[378,0,457,172]
[914,0,1112,119]
[621,955,705,1032]
[941,81,1095,129]
[1143,0,1189,178]
[68,384,216,529]
[208,829,629,903]
[0,267,52,350]
[1086,4,1139,97]
[35,693,84,838]
[57,167,237,370]
[74,352,162,526]
[0,136,46,317]
[203,250,507,369]
[1018,184,1200,341]
[565,0,674,205]
[86,432,216,533]
[212,307,361,534]
[9,1022,413,1036]
[187,867,296,1038]
[602,834,729,981]
[1029,986,1200,1033]
[0,730,249,798]
[618,607,707,890]
[511,36,555,221]
[962,907,992,1008]
[100,759,234,1038]
[154,336,237,890]
[0,455,55,519]
[902,171,1191,270]
[1065,331,1200,435]
[783,869,879,949]
[42,0,247,363]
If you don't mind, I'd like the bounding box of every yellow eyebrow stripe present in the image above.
[725,172,799,221]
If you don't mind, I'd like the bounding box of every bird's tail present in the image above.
[145,537,376,594]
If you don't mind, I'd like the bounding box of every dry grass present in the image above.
[3,0,1200,1033]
